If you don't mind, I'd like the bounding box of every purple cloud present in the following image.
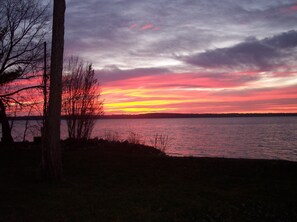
[183,30,297,70]
[95,66,170,83]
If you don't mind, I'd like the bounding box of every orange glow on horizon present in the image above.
[100,69,297,115]
[4,69,297,116]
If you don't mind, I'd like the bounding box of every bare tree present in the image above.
[1,86,42,142]
[42,0,65,181]
[0,99,13,142]
[62,57,103,140]
[0,0,49,142]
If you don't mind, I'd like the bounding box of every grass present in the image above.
[0,140,297,221]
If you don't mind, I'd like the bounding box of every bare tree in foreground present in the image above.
[0,0,49,143]
[0,99,13,142]
[62,57,103,140]
[42,0,65,181]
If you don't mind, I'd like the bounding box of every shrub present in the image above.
[127,131,145,145]
[103,130,121,142]
[150,133,169,153]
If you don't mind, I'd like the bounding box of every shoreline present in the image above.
[1,140,297,221]
[2,139,296,163]
[2,139,297,163]
[7,112,297,120]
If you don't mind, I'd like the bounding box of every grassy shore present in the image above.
[1,140,297,222]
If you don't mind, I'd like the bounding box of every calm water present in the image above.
[5,117,297,161]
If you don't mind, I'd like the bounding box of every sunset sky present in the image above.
[64,0,297,114]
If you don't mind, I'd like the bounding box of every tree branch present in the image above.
[0,85,42,98]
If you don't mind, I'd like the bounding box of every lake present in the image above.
[5,116,297,161]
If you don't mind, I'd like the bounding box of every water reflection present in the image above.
[6,117,297,161]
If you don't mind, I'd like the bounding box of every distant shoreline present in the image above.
[100,113,297,119]
[8,112,297,120]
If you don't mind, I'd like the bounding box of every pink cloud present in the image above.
[6,70,297,115]
[129,23,139,30]
[100,70,297,114]
[102,72,254,90]
[140,24,154,30]
[129,23,160,31]
[288,5,297,11]
[279,4,297,13]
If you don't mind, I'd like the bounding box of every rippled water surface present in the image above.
[7,117,297,161]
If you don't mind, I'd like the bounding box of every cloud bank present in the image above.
[62,0,297,114]
[184,30,297,70]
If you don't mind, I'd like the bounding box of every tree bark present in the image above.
[0,99,13,144]
[42,0,66,181]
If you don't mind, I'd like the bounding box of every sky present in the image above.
[64,0,297,114]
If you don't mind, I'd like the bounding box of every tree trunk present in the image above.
[42,0,66,181]
[0,99,13,144]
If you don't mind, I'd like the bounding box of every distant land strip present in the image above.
[9,113,297,120]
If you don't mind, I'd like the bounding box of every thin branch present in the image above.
[0,85,42,98]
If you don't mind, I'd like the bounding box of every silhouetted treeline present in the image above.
[102,113,297,119]
[9,112,297,120]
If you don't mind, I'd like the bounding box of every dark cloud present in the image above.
[184,30,297,70]
[96,67,260,89]
[96,66,170,83]
[64,0,297,73]
[264,30,297,48]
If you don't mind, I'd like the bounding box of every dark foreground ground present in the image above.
[0,140,297,222]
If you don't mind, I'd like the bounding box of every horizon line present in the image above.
[9,112,297,120]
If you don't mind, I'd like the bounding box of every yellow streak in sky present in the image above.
[104,107,175,113]
[104,99,196,108]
